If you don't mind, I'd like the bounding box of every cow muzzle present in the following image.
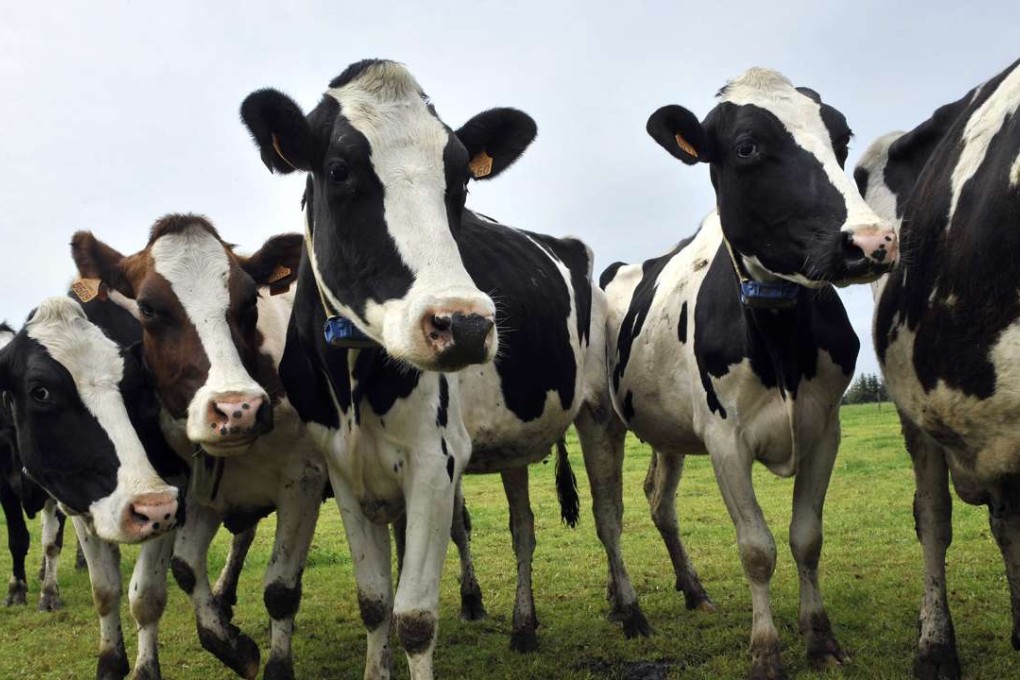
[836,223,899,284]
[124,491,179,541]
[200,392,273,453]
[423,310,496,371]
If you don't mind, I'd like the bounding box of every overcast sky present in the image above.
[2,2,1018,378]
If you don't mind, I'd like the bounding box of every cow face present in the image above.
[647,68,898,287]
[71,215,303,456]
[240,59,537,371]
[0,298,178,543]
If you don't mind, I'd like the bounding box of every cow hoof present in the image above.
[612,602,653,638]
[213,593,236,623]
[97,644,130,680]
[913,643,961,680]
[750,638,785,680]
[197,623,261,680]
[131,659,162,680]
[509,628,539,653]
[459,591,487,621]
[4,578,28,606]
[683,590,716,613]
[1011,628,1020,651]
[38,588,63,612]
[263,655,294,680]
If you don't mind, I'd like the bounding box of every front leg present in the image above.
[502,466,539,652]
[330,468,394,680]
[38,499,64,611]
[129,532,175,680]
[73,516,128,680]
[902,415,960,680]
[263,471,325,680]
[393,431,467,680]
[789,419,848,670]
[988,477,1020,654]
[0,479,29,606]
[451,482,486,621]
[172,495,259,679]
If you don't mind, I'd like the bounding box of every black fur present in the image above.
[456,108,538,180]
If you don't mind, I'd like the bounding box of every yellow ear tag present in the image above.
[267,265,292,285]
[675,134,698,158]
[271,134,298,170]
[71,278,101,303]
[469,151,494,178]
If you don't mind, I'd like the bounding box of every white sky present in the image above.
[2,1,1018,378]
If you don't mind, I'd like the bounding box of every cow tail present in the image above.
[555,437,580,528]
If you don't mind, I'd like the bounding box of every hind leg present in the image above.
[213,525,257,622]
[644,450,713,611]
[988,477,1020,653]
[38,499,63,611]
[130,532,175,680]
[1,480,29,606]
[502,466,539,652]
[451,481,486,621]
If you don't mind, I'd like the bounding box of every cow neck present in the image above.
[304,205,380,351]
[720,234,800,311]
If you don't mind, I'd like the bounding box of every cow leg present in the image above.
[988,480,1020,653]
[76,535,88,570]
[643,450,713,611]
[331,472,394,680]
[709,439,784,680]
[451,481,486,621]
[789,421,847,669]
[574,397,651,637]
[129,532,175,680]
[902,417,960,680]
[501,466,539,652]
[393,512,406,579]
[38,499,63,611]
[213,525,257,622]
[73,516,129,680]
[172,498,259,680]
[0,480,29,606]
[262,489,322,680]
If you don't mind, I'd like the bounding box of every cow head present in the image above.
[240,59,537,371]
[647,68,898,287]
[71,215,303,456]
[0,298,179,543]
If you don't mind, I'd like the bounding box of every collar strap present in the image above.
[722,236,800,310]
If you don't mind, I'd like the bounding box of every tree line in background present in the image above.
[842,372,889,405]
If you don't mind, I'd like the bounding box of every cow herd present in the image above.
[0,56,1018,680]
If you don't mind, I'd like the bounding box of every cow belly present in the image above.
[885,321,1020,480]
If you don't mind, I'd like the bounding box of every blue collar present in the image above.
[739,280,800,310]
[323,315,380,349]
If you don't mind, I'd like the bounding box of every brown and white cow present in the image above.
[72,215,327,680]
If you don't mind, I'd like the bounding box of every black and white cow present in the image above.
[598,68,897,679]
[71,217,327,680]
[855,57,1020,680]
[0,322,68,612]
[0,297,185,678]
[241,59,635,677]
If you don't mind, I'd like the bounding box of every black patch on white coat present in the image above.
[677,302,688,344]
[264,580,301,620]
[436,375,449,427]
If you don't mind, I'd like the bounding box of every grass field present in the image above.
[0,403,1014,679]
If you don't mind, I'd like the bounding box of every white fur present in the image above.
[949,63,1020,224]
[25,297,176,543]
[150,226,267,444]
[721,68,886,242]
[1010,151,1020,188]
[322,62,496,367]
[0,328,13,350]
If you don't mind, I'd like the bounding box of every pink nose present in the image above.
[206,394,267,438]
[125,492,178,540]
[848,224,898,266]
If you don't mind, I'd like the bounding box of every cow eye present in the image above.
[328,162,350,184]
[138,301,155,320]
[735,139,758,159]
[30,386,50,404]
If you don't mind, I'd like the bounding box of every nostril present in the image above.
[431,315,452,332]
[130,507,150,526]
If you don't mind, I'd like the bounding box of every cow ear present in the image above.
[647,105,710,165]
[455,108,537,180]
[240,233,303,295]
[240,89,316,174]
[70,232,136,299]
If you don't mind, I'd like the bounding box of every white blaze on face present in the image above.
[25,297,175,541]
[323,62,495,359]
[856,131,907,228]
[949,64,1020,224]
[720,68,884,236]
[150,226,265,440]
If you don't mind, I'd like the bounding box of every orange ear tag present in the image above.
[469,151,494,178]
[267,265,293,296]
[675,134,698,158]
[71,278,101,303]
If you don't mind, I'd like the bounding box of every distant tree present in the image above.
[843,372,889,405]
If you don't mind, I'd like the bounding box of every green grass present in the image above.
[0,404,1014,678]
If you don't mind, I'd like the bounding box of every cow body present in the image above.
[72,218,327,680]
[855,58,1020,680]
[598,68,895,679]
